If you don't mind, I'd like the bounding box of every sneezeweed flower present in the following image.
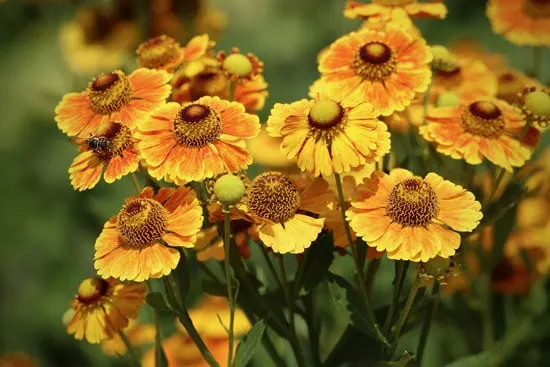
[69,121,139,191]
[136,34,213,71]
[55,68,171,137]
[136,97,260,183]
[246,127,297,171]
[496,68,544,104]
[421,99,532,172]
[344,0,447,26]
[267,92,390,176]
[317,25,432,116]
[347,169,483,262]
[65,277,146,343]
[450,38,508,72]
[217,48,264,82]
[101,321,156,356]
[519,87,550,128]
[94,186,203,281]
[487,0,550,46]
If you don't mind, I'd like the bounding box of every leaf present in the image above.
[146,292,171,312]
[377,351,415,367]
[234,319,267,367]
[444,351,492,367]
[298,239,334,296]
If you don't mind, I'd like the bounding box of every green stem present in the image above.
[228,81,237,101]
[278,256,307,367]
[392,278,421,340]
[365,257,381,296]
[130,172,141,193]
[116,329,140,366]
[223,209,236,367]
[334,173,390,347]
[482,275,495,349]
[293,250,309,298]
[383,261,407,333]
[304,291,322,366]
[486,167,506,205]
[258,243,283,290]
[416,282,440,366]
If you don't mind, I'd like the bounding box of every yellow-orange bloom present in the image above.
[317,25,432,116]
[94,186,203,281]
[347,169,483,262]
[69,121,139,191]
[267,92,390,176]
[65,277,146,343]
[246,127,297,171]
[344,0,447,26]
[421,99,531,172]
[487,0,550,46]
[101,321,156,356]
[55,69,171,137]
[136,97,260,183]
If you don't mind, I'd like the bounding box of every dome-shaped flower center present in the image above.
[173,104,222,148]
[435,66,464,89]
[373,0,415,6]
[117,198,168,249]
[308,100,344,129]
[524,0,550,17]
[247,172,300,223]
[214,174,246,206]
[137,35,181,69]
[222,54,253,78]
[90,121,133,158]
[353,41,396,81]
[461,101,505,138]
[77,277,109,304]
[189,70,230,101]
[387,178,439,226]
[89,71,133,114]
[524,90,550,116]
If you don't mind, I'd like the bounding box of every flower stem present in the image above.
[392,278,421,340]
[130,172,141,193]
[486,167,506,205]
[222,208,236,367]
[334,173,390,347]
[383,261,407,333]
[118,330,140,366]
[416,281,440,365]
[482,275,495,349]
[257,242,284,290]
[228,81,237,101]
[365,257,381,296]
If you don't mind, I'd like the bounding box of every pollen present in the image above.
[88,71,133,115]
[173,104,222,148]
[117,198,168,249]
[214,174,246,206]
[136,35,181,69]
[94,122,133,158]
[353,41,396,81]
[77,277,109,304]
[222,53,253,78]
[247,172,300,223]
[308,100,344,129]
[387,178,439,226]
[461,101,505,138]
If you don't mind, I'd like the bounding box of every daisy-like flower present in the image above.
[136,34,213,71]
[496,68,544,104]
[344,0,447,26]
[316,25,432,116]
[450,38,508,72]
[420,99,532,172]
[217,48,264,82]
[136,96,260,183]
[267,91,390,176]
[69,121,139,191]
[55,68,171,137]
[65,277,146,343]
[101,321,155,356]
[487,0,550,46]
[194,225,252,261]
[247,127,297,171]
[347,169,483,262]
[519,86,550,128]
[94,186,203,281]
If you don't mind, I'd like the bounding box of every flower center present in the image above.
[387,178,439,226]
[89,71,133,115]
[461,101,505,138]
[524,90,550,116]
[90,122,133,159]
[373,0,415,6]
[247,172,300,223]
[435,66,464,90]
[189,70,231,101]
[308,100,344,129]
[497,71,524,103]
[524,0,550,18]
[353,42,396,81]
[117,198,168,249]
[77,277,109,304]
[136,35,181,69]
[173,104,222,148]
[222,54,253,77]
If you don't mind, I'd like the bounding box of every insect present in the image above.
[69,134,110,155]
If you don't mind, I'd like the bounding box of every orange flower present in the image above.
[94,186,203,281]
[421,99,531,172]
[267,91,390,176]
[246,127,297,171]
[65,277,146,343]
[344,0,447,26]
[487,0,550,46]
[101,321,156,356]
[496,68,544,104]
[449,38,508,72]
[55,68,171,137]
[347,169,483,262]
[136,97,260,183]
[217,48,264,82]
[69,121,139,191]
[317,25,432,116]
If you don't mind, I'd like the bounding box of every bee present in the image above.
[69,134,110,155]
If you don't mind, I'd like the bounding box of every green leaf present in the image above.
[298,239,334,296]
[234,319,267,367]
[377,351,415,367]
[146,292,172,312]
[444,351,492,367]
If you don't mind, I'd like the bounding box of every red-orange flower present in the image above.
[136,96,260,183]
[55,68,171,137]
[94,186,203,281]
[344,0,447,25]
[421,99,531,171]
[317,25,432,116]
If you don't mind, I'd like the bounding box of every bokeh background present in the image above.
[0,0,548,366]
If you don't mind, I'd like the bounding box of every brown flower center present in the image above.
[247,172,300,223]
[387,178,439,226]
[173,104,222,148]
[353,42,396,81]
[435,66,464,90]
[461,101,505,138]
[117,198,168,249]
[137,35,181,69]
[497,71,524,104]
[308,100,345,130]
[89,71,133,114]
[189,69,231,100]
[524,0,550,18]
[373,0,415,6]
[77,277,110,304]
[89,122,133,159]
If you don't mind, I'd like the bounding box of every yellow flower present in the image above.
[101,320,156,356]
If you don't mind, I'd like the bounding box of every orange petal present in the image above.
[347,207,390,242]
[104,148,139,184]
[429,223,461,258]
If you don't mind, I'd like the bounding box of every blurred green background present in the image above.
[0,0,548,366]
